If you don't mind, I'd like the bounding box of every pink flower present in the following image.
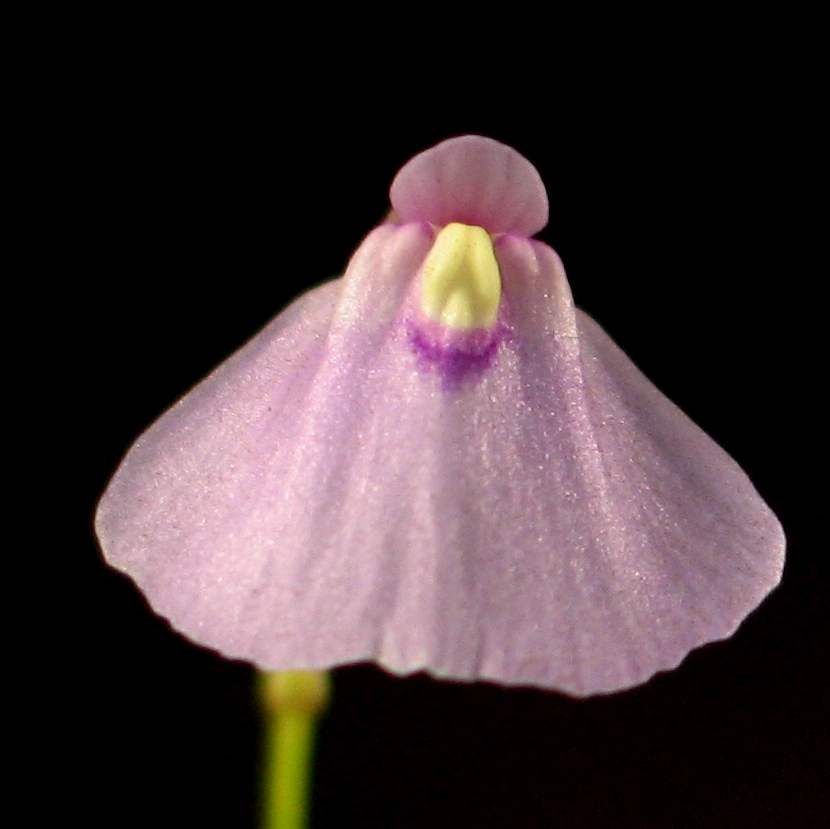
[96,136,784,696]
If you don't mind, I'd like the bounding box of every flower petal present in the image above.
[95,223,434,660]
[390,135,548,236]
[97,228,784,696]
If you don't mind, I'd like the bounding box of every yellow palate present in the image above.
[420,223,501,329]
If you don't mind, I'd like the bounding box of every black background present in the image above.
[66,44,824,829]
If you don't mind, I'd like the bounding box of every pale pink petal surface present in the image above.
[391,135,548,236]
[97,138,784,696]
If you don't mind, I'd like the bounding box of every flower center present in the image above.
[420,223,501,330]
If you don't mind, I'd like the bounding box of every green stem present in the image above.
[260,671,330,829]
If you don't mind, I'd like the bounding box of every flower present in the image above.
[95,135,785,696]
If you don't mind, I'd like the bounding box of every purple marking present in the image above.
[407,314,508,388]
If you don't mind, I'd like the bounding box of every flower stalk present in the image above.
[259,671,331,829]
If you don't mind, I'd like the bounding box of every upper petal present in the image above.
[390,135,548,237]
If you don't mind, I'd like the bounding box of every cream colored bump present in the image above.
[420,223,501,329]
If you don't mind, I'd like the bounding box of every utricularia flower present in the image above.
[96,136,784,696]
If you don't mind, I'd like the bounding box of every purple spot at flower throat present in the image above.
[407,317,507,389]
